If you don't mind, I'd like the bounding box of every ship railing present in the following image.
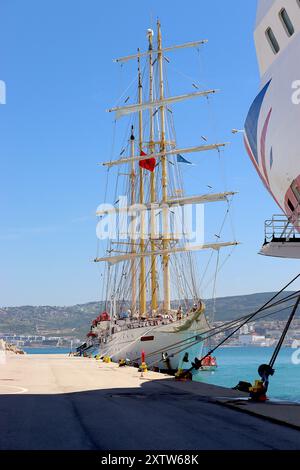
[116,319,162,333]
[264,214,300,243]
[108,313,189,334]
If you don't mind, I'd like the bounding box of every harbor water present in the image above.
[24,347,71,355]
[194,347,300,402]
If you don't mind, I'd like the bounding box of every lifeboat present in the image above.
[87,332,97,338]
[99,312,110,322]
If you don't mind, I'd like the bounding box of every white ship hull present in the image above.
[86,314,207,372]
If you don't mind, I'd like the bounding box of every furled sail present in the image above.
[114,39,208,63]
[102,143,228,168]
[94,242,239,265]
[108,90,218,119]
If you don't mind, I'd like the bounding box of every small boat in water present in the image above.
[199,355,217,372]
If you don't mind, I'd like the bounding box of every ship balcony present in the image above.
[259,215,300,259]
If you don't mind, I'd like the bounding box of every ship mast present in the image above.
[148,28,158,314]
[95,23,240,314]
[138,52,147,317]
[130,126,137,315]
[157,20,171,312]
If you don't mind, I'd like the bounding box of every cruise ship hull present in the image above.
[244,0,300,257]
[245,33,300,224]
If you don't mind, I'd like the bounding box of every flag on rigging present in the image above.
[177,154,193,165]
[139,150,156,172]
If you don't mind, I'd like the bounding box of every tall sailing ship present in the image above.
[79,22,238,372]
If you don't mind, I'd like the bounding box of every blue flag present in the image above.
[177,154,193,165]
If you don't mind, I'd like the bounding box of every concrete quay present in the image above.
[0,353,299,450]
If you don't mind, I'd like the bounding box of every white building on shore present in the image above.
[239,334,273,347]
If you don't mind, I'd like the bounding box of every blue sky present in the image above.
[1,0,300,307]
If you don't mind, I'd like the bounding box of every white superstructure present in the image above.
[255,0,300,77]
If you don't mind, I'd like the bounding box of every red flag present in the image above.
[139,150,156,172]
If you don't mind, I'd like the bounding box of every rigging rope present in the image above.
[130,299,297,365]
[184,273,300,375]
[129,279,300,364]
[269,295,300,369]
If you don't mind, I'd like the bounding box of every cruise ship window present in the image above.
[288,199,295,212]
[265,27,280,54]
[291,181,300,203]
[279,8,295,36]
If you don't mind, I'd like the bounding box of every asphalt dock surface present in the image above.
[0,354,300,450]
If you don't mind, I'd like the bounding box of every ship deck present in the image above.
[0,353,300,450]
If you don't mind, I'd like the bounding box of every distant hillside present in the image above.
[204,292,296,323]
[0,302,104,339]
[0,292,296,340]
